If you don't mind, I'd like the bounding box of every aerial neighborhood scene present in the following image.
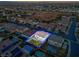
[0,1,79,57]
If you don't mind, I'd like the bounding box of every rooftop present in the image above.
[33,12,59,21]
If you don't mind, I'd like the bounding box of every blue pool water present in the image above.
[34,50,46,57]
[23,45,33,53]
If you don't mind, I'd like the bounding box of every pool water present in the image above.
[34,50,46,57]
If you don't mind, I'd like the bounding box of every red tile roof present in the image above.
[33,12,59,21]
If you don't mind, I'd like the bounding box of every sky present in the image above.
[0,0,79,1]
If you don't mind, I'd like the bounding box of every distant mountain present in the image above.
[0,1,79,7]
[0,1,79,5]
